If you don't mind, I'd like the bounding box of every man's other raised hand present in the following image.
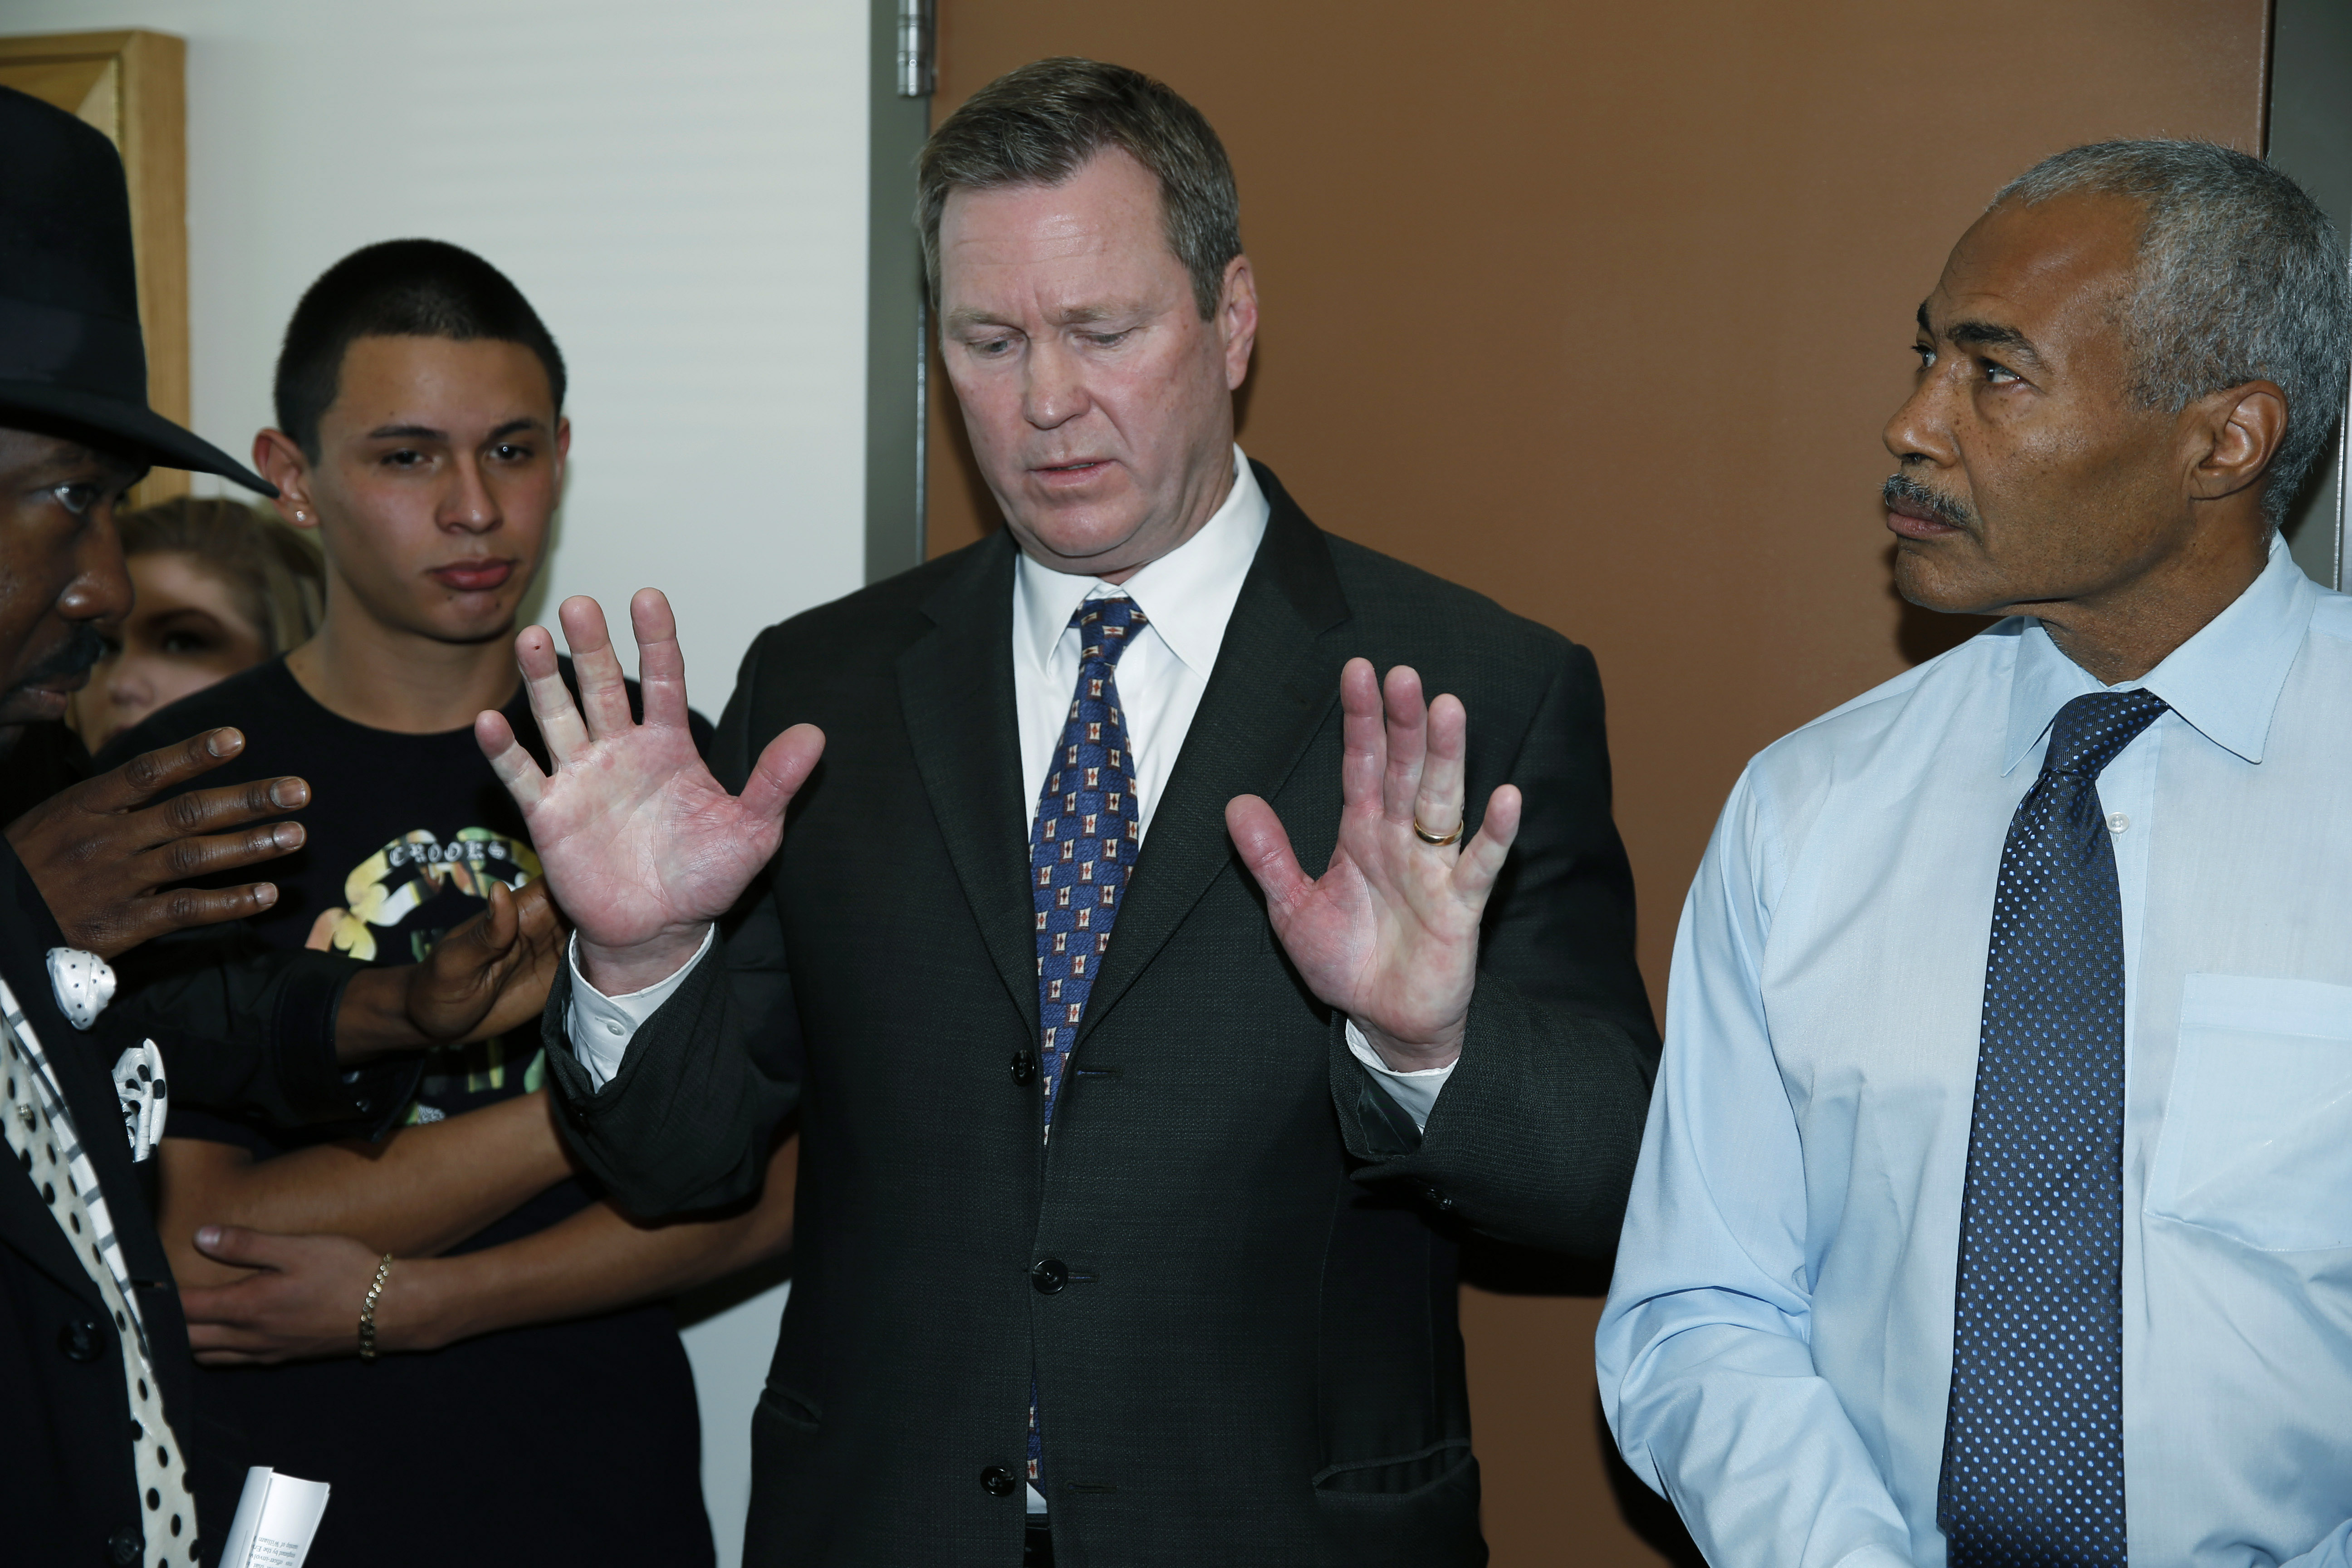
[1225,659,1519,1074]
[474,590,823,995]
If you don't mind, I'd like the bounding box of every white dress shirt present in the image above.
[1598,535,2352,1568]
[1009,446,1262,843]
[568,446,1455,1122]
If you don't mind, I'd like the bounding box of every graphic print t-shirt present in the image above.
[100,657,717,1568]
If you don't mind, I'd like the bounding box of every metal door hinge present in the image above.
[897,0,936,98]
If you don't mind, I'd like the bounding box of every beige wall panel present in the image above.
[927,2,2269,1562]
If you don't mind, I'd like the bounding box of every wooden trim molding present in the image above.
[0,29,191,506]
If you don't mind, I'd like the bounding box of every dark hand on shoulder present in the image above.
[334,878,568,1061]
[5,726,307,958]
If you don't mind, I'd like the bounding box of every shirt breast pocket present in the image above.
[2145,974,2352,1253]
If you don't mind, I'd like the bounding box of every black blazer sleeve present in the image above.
[0,716,401,1128]
[108,931,415,1128]
[537,635,802,1217]
[1328,640,1660,1254]
[0,839,406,1129]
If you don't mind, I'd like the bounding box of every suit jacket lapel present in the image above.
[0,858,157,1305]
[897,535,1041,1026]
[1078,471,1353,1041]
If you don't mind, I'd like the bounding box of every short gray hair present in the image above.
[1995,140,2352,526]
[917,58,1242,319]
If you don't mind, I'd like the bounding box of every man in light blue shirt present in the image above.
[1599,141,2352,1568]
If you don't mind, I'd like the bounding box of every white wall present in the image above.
[0,1,865,1560]
[4,0,869,684]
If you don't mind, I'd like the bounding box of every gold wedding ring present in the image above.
[1412,816,1465,847]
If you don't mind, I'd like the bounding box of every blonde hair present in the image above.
[116,497,324,655]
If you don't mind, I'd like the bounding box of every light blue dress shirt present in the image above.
[1599,536,2352,1568]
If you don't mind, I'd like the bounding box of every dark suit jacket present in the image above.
[542,466,1660,1567]
[0,836,388,1568]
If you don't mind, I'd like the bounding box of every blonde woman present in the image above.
[71,496,324,751]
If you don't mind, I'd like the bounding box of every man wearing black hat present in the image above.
[0,86,555,1568]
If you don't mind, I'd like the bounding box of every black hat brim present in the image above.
[0,379,275,497]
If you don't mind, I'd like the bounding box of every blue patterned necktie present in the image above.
[1939,688,2168,1568]
[1028,596,1146,1137]
[1025,597,1145,1505]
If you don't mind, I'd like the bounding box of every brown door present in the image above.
[923,5,2268,1560]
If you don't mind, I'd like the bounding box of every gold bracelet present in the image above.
[358,1253,395,1363]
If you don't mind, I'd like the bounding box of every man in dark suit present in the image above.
[482,58,1657,1566]
[0,88,558,1567]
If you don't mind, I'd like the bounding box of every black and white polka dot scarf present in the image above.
[1,979,197,1566]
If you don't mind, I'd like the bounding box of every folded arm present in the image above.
[156,1091,576,1289]
[179,1132,798,1365]
[386,1130,796,1352]
[1595,774,1915,1568]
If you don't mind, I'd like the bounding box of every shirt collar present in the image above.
[2002,531,2321,774]
[1013,446,1270,676]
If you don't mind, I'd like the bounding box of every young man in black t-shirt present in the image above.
[103,242,794,1568]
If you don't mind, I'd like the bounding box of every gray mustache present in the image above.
[1882,471,1975,529]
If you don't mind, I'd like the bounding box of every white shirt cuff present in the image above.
[564,927,715,1089]
[1344,1019,1457,1131]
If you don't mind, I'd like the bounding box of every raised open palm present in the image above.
[1226,659,1519,1072]
[475,590,824,995]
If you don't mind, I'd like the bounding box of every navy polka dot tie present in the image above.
[1025,597,1146,1502]
[1938,689,2167,1568]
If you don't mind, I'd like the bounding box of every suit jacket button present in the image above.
[59,1316,103,1362]
[108,1525,141,1564]
[1009,1051,1038,1087]
[980,1465,1017,1497]
[1030,1258,1068,1295]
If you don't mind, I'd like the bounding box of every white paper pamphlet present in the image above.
[219,1466,331,1568]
